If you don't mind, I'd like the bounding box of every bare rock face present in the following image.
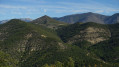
[68,27,111,44]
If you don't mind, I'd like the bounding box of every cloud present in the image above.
[55,1,119,14]
[0,4,27,9]
[11,11,23,15]
[0,0,119,20]
[12,0,46,3]
[0,4,41,15]
[44,9,47,13]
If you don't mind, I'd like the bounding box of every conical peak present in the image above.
[41,15,50,18]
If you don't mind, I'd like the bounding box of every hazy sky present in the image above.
[0,0,119,20]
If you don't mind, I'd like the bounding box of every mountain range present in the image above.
[0,13,119,67]
[54,12,119,24]
[0,18,32,24]
[1,12,119,24]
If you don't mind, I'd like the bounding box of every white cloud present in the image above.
[0,4,27,9]
[12,0,46,3]
[56,1,119,14]
[0,0,119,16]
[44,9,47,13]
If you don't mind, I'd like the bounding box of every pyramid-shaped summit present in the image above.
[32,15,59,24]
[31,15,67,29]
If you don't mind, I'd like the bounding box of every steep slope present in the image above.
[0,19,65,52]
[0,19,113,67]
[57,22,119,66]
[0,19,65,66]
[0,51,18,67]
[105,13,119,24]
[89,23,119,63]
[54,12,108,24]
[57,22,111,46]
[31,15,67,29]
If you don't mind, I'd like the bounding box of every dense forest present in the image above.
[0,18,119,67]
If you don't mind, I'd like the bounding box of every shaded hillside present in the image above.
[105,13,119,24]
[57,22,111,45]
[31,15,67,29]
[0,19,64,66]
[57,22,119,66]
[0,19,114,67]
[89,23,119,63]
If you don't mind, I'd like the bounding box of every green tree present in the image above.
[67,57,75,67]
[55,61,63,67]
[42,64,49,67]
[0,51,18,67]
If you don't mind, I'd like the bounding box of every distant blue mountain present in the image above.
[0,18,32,24]
[54,12,119,24]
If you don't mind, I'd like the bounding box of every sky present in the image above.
[0,0,119,20]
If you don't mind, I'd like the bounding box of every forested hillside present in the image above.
[0,19,118,67]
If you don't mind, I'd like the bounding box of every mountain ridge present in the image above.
[1,12,119,24]
[54,12,119,24]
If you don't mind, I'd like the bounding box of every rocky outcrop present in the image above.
[68,27,111,44]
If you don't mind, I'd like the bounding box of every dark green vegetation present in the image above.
[57,22,110,42]
[0,17,119,67]
[0,19,63,67]
[57,22,119,67]
[89,23,119,63]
